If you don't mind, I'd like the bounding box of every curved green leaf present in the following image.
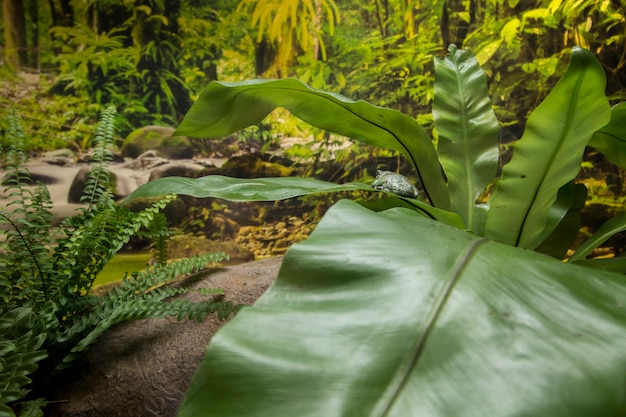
[568,211,626,262]
[123,175,464,228]
[433,44,499,233]
[175,78,451,209]
[485,47,611,249]
[588,102,626,168]
[535,182,587,258]
[179,199,626,417]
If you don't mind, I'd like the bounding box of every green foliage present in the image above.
[484,47,610,249]
[124,46,626,415]
[48,2,192,133]
[238,0,340,75]
[0,108,234,416]
[170,78,450,208]
[178,199,626,417]
[132,46,621,262]
[433,45,499,232]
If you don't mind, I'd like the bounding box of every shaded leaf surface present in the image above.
[174,78,450,209]
[588,102,626,168]
[179,200,626,417]
[535,182,587,258]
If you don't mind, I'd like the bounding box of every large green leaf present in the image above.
[433,45,499,233]
[179,200,626,417]
[588,102,626,168]
[485,47,611,249]
[123,175,464,227]
[174,78,451,210]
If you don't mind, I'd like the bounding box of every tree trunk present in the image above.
[312,0,322,60]
[27,0,39,68]
[48,0,73,27]
[2,0,28,67]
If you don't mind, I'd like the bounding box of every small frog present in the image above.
[372,170,419,198]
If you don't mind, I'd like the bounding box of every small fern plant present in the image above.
[0,108,237,417]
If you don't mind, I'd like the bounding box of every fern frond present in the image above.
[81,106,117,210]
[137,212,173,266]
[0,114,55,304]
[0,307,49,415]
[56,252,231,369]
[118,251,227,295]
[2,113,31,215]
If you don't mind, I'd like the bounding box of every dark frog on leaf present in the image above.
[372,170,419,198]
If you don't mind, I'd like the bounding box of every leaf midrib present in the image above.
[515,61,588,247]
[375,237,488,416]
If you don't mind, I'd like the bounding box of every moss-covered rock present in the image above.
[121,126,193,160]
[206,154,295,178]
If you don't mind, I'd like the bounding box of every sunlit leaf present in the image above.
[174,78,450,209]
[485,47,610,249]
[434,45,499,232]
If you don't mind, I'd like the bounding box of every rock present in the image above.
[121,126,193,160]
[44,148,75,159]
[67,167,127,203]
[207,153,295,178]
[67,167,93,203]
[44,156,74,166]
[121,150,170,170]
[47,256,282,417]
[42,149,75,166]
[77,149,124,164]
[149,161,208,181]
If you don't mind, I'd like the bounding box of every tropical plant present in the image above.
[125,45,626,416]
[0,107,237,417]
[238,0,340,76]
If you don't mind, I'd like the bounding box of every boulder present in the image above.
[206,153,295,178]
[121,126,193,160]
[149,161,209,181]
[120,150,169,170]
[67,167,129,203]
[47,256,282,417]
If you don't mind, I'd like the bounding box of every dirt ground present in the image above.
[46,256,282,417]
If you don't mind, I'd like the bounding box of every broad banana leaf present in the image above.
[588,102,626,168]
[485,47,611,249]
[174,78,451,210]
[433,44,499,233]
[179,200,626,417]
[123,175,464,228]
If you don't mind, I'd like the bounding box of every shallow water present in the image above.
[94,251,152,287]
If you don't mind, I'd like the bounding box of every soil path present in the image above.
[47,256,282,417]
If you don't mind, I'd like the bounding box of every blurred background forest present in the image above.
[0,0,625,151]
